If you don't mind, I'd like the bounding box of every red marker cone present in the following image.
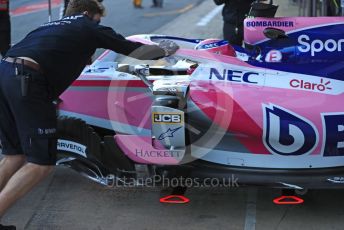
[160,195,190,204]
[273,195,304,205]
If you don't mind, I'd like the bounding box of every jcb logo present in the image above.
[153,113,182,124]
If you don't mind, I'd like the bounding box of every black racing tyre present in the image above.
[57,116,135,177]
[57,116,102,162]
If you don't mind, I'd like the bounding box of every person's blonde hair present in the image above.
[65,0,105,17]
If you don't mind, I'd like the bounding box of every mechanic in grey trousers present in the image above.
[0,0,178,229]
[214,0,254,46]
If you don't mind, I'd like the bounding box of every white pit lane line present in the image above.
[244,188,257,230]
[196,6,222,27]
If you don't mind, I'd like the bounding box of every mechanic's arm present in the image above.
[94,25,178,60]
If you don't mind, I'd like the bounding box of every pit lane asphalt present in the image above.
[5,168,344,230]
[3,0,344,229]
[10,0,204,44]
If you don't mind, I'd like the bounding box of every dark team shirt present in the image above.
[213,0,253,24]
[7,14,165,98]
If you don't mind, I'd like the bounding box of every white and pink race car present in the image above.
[56,15,344,191]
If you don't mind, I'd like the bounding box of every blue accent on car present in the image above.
[245,24,344,80]
[197,40,229,49]
[264,105,318,156]
[158,127,182,140]
[322,114,344,156]
[150,35,203,44]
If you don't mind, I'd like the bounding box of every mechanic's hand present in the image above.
[158,40,179,56]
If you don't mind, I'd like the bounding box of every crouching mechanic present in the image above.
[0,0,179,228]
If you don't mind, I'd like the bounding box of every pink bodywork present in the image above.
[116,135,182,165]
[244,17,344,45]
[59,18,344,165]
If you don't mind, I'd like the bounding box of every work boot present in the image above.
[0,224,16,230]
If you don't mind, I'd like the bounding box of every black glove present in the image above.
[158,40,179,56]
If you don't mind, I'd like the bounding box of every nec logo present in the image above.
[209,68,259,84]
[153,113,182,124]
[200,43,219,49]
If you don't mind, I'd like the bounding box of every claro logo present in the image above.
[298,34,344,56]
[290,78,332,92]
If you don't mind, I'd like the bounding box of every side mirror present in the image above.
[263,27,288,39]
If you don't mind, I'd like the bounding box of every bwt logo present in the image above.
[298,34,344,56]
[209,68,259,84]
[263,105,318,156]
[153,113,182,124]
[263,104,344,157]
